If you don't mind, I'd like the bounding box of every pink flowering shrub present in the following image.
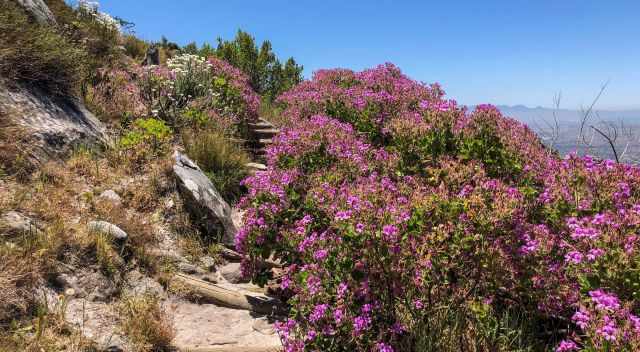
[85,63,146,121]
[238,63,640,351]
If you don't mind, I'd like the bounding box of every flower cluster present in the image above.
[77,0,120,31]
[237,63,640,351]
[138,54,259,126]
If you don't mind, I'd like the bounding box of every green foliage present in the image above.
[119,118,172,159]
[123,34,150,60]
[459,119,523,179]
[182,128,250,204]
[407,303,552,352]
[185,30,303,99]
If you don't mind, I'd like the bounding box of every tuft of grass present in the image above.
[0,244,39,325]
[92,232,120,277]
[0,110,36,182]
[182,128,250,204]
[118,295,174,352]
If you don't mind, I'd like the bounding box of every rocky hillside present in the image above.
[3,1,640,352]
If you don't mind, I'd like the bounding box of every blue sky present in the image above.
[99,0,640,110]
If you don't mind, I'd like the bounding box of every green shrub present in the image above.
[123,34,150,60]
[118,118,172,167]
[182,128,249,203]
[120,118,172,151]
[0,1,87,95]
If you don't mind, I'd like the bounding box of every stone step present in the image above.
[251,129,280,138]
[247,122,273,130]
[245,162,267,173]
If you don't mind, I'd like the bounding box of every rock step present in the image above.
[247,122,274,129]
[251,129,280,138]
[169,299,282,352]
[245,162,267,175]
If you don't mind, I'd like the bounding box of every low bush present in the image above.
[118,118,173,167]
[84,63,146,121]
[123,34,150,60]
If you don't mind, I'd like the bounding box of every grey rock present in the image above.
[142,46,160,66]
[201,274,218,284]
[54,269,118,301]
[0,211,40,236]
[99,190,122,205]
[15,0,56,25]
[0,79,107,166]
[87,221,128,240]
[177,262,200,275]
[123,269,166,298]
[173,152,238,246]
[219,262,248,284]
[65,298,129,351]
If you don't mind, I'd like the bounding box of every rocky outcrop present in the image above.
[173,152,238,246]
[0,80,107,165]
[15,0,56,25]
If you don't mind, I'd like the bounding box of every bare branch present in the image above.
[590,124,620,163]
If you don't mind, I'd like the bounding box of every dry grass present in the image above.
[0,292,96,352]
[118,295,174,352]
[0,246,39,324]
[0,109,36,181]
[0,144,178,331]
[0,1,87,96]
[182,127,249,204]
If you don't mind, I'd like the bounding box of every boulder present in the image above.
[87,221,128,241]
[173,152,238,246]
[0,211,40,237]
[15,0,56,25]
[0,79,107,166]
[219,262,248,284]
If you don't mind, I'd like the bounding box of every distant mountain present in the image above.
[492,105,640,125]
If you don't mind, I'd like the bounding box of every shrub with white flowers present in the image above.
[77,0,120,31]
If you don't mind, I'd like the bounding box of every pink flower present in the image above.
[589,289,620,311]
[555,339,578,352]
[564,251,583,264]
